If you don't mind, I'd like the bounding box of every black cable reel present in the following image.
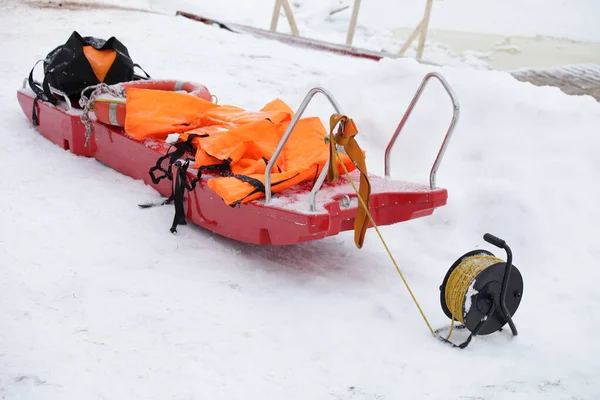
[436,233,524,349]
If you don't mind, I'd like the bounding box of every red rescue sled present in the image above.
[17,72,459,245]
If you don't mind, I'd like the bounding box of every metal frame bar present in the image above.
[264,87,343,211]
[23,78,73,112]
[384,72,460,189]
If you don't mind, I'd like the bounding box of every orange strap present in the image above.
[327,114,371,248]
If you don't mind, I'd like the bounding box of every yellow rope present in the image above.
[446,317,455,340]
[444,254,503,337]
[334,152,437,338]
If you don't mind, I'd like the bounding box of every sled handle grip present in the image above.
[384,72,460,189]
[264,87,343,212]
[23,77,73,112]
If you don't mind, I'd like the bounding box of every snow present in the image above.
[464,280,477,314]
[137,0,600,43]
[69,0,600,68]
[2,1,600,399]
[166,133,180,143]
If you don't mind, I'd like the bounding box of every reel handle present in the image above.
[484,233,506,248]
[483,232,518,337]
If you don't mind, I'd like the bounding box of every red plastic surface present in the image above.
[17,89,447,245]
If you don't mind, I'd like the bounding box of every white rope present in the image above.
[78,83,126,146]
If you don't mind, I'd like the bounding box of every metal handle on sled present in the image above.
[384,72,460,189]
[23,78,73,112]
[265,87,343,212]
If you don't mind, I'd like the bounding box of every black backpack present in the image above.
[28,31,150,125]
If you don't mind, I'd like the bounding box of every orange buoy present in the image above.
[93,79,212,127]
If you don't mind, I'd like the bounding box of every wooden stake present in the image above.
[281,0,299,36]
[397,20,423,55]
[345,0,362,46]
[270,0,282,32]
[397,0,434,61]
[416,0,433,60]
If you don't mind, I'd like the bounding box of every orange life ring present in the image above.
[93,79,212,127]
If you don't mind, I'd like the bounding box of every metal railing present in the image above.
[384,72,460,189]
[265,72,459,211]
[264,87,343,212]
[23,78,73,112]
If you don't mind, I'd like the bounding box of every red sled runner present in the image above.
[18,55,459,246]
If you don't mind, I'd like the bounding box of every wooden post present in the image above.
[281,0,299,36]
[270,0,282,32]
[270,0,299,36]
[416,0,433,60]
[397,0,434,61]
[397,20,423,55]
[345,0,362,46]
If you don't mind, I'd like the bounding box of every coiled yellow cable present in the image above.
[445,254,503,325]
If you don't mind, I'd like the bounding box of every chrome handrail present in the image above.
[384,72,460,189]
[23,77,73,112]
[264,87,343,212]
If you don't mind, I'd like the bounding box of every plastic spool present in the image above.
[437,233,524,349]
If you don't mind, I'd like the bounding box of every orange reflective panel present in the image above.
[82,46,117,82]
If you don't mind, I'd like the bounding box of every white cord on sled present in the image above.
[79,83,126,147]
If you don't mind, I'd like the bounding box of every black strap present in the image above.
[147,146,176,184]
[133,63,151,80]
[170,158,236,233]
[261,156,282,173]
[142,134,301,229]
[31,94,41,126]
[148,134,205,184]
[169,159,195,233]
[28,60,44,99]
[190,159,232,186]
[143,135,197,234]
[228,172,299,207]
[138,194,174,209]
[28,60,58,126]
[229,173,266,194]
[142,135,235,234]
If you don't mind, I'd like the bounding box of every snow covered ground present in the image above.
[1,0,600,399]
[34,0,600,68]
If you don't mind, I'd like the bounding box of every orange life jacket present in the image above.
[123,87,357,206]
